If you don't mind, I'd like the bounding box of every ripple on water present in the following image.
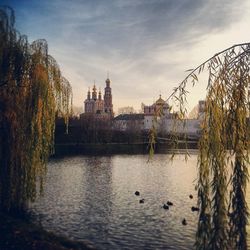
[29,154,203,249]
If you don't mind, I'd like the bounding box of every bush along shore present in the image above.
[0,212,95,250]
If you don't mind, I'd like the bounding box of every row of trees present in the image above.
[55,116,147,144]
[0,6,72,213]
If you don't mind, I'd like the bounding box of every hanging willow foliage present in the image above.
[160,43,250,249]
[0,6,72,213]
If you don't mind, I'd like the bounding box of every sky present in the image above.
[2,0,250,113]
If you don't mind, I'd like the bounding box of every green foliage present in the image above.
[0,6,72,213]
[149,43,250,249]
[168,43,250,249]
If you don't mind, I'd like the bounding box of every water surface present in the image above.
[30,152,246,249]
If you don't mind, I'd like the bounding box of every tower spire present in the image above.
[87,87,90,100]
[92,80,97,100]
[104,75,113,116]
[98,87,102,100]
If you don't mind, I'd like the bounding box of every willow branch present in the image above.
[166,42,250,102]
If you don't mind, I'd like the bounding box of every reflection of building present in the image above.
[84,77,113,118]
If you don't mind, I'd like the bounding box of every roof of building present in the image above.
[155,95,165,105]
[114,114,145,121]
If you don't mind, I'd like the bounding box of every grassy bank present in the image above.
[0,212,95,250]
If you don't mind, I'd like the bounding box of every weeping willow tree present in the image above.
[0,6,72,213]
[161,43,250,249]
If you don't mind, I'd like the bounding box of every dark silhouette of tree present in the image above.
[149,43,250,249]
[164,43,250,250]
[0,6,72,213]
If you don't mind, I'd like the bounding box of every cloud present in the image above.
[2,0,249,112]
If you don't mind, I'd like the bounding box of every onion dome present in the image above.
[155,95,165,105]
[106,78,110,84]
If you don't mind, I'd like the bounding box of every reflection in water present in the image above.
[81,157,114,242]
[30,153,241,249]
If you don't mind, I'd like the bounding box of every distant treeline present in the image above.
[55,117,149,144]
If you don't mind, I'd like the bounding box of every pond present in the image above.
[29,152,250,249]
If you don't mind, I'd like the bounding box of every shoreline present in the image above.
[53,142,199,157]
[0,212,95,250]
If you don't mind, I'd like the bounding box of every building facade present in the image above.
[144,95,171,130]
[143,97,205,138]
[84,77,113,118]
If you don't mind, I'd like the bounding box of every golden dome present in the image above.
[155,95,165,105]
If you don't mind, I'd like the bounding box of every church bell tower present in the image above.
[104,75,113,116]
